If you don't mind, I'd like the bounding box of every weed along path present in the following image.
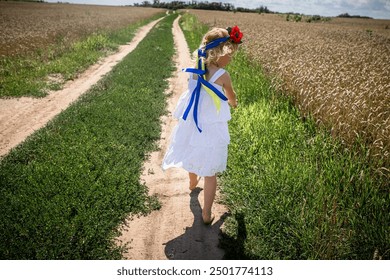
[0,17,163,158]
[118,16,228,260]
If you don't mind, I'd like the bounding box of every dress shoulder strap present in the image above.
[209,68,226,84]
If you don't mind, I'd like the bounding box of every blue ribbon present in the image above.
[203,36,230,52]
[182,68,228,133]
[197,36,230,58]
[180,36,231,133]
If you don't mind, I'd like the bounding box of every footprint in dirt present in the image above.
[163,188,229,260]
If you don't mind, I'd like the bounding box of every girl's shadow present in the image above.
[164,188,229,260]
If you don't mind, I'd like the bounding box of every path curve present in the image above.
[0,17,163,158]
[118,16,228,260]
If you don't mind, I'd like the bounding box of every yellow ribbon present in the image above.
[196,55,221,113]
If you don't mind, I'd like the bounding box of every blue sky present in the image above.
[45,0,390,19]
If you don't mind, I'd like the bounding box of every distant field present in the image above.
[0,2,165,56]
[189,10,390,173]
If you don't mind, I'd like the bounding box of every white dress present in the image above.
[162,68,231,177]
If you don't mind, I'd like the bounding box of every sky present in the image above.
[45,0,390,19]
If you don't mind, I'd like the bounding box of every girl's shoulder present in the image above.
[208,67,227,81]
[214,68,231,87]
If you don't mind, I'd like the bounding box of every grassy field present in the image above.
[190,9,390,175]
[0,2,165,57]
[0,3,165,98]
[180,13,389,260]
[0,13,176,259]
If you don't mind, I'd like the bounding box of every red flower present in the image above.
[228,26,243,44]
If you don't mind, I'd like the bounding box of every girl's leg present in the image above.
[202,175,217,224]
[189,172,199,190]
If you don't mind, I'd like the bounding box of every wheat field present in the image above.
[190,10,390,174]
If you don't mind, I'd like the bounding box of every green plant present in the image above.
[294,14,302,22]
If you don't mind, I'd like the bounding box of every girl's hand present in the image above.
[229,98,238,108]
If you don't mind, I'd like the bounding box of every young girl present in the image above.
[162,26,243,224]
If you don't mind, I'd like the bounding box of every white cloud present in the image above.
[345,0,371,7]
[382,0,390,10]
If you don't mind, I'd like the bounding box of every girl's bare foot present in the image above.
[202,210,215,225]
[189,173,200,191]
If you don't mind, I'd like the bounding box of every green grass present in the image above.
[0,13,177,259]
[0,13,164,98]
[180,12,389,260]
[179,12,209,52]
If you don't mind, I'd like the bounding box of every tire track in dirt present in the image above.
[117,16,228,260]
[0,17,163,158]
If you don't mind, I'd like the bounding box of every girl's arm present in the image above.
[221,72,238,108]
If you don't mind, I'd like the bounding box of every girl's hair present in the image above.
[200,27,239,66]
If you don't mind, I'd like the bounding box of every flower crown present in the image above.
[198,26,243,58]
[227,26,243,44]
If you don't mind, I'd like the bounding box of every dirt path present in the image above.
[118,16,228,260]
[0,14,228,260]
[0,17,163,158]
